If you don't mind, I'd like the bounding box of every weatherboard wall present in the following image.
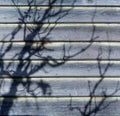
[0,0,120,115]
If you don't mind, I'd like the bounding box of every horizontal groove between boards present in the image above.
[0,2,120,7]
[2,23,120,26]
[0,59,119,61]
[0,76,120,78]
[0,96,119,99]
[0,59,120,61]
[0,96,119,98]
[0,40,120,42]
[1,5,120,7]
[2,22,120,24]
[0,39,120,42]
[0,40,119,42]
[1,6,120,8]
[0,22,120,25]
[0,77,120,80]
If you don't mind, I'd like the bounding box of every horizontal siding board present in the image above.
[0,0,119,115]
[1,24,120,42]
[1,7,120,23]
[0,60,120,76]
[0,78,120,96]
[1,0,120,6]
[0,97,119,115]
[0,42,119,60]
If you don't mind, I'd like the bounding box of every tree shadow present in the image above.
[68,43,120,116]
[0,0,99,115]
[0,0,76,115]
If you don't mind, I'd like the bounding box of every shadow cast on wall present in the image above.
[0,0,78,115]
[0,0,118,115]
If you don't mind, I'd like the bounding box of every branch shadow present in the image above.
[0,0,78,115]
[68,42,120,116]
[0,0,98,115]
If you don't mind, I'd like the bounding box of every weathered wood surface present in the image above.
[0,78,120,96]
[0,42,119,60]
[0,97,119,116]
[0,0,120,115]
[1,0,120,6]
[0,60,120,76]
[1,24,120,42]
[1,7,120,23]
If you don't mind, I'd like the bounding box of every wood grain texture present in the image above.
[0,78,120,96]
[0,0,120,115]
[1,0,120,6]
[1,24,120,42]
[1,7,120,23]
[0,42,119,60]
[0,97,119,116]
[0,60,120,76]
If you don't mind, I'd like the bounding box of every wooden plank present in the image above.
[0,60,120,76]
[1,24,120,42]
[0,97,119,115]
[0,42,119,60]
[0,78,120,96]
[1,7,120,23]
[1,0,120,6]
